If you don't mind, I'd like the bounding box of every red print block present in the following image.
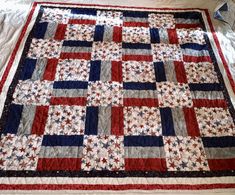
[68,19,96,25]
[192,99,227,108]
[37,158,81,171]
[31,106,49,135]
[125,158,167,171]
[54,24,67,40]
[207,158,235,171]
[123,22,149,27]
[50,97,87,106]
[175,23,202,29]
[167,29,178,44]
[183,55,212,63]
[60,52,91,60]
[111,61,122,82]
[174,61,188,83]
[111,107,124,136]
[113,26,122,43]
[183,107,200,136]
[43,58,58,81]
[122,55,153,62]
[123,98,159,107]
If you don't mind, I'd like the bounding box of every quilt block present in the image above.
[0,2,235,191]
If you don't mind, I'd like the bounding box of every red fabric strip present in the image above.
[68,19,96,25]
[31,106,49,135]
[60,52,91,60]
[42,59,58,80]
[37,158,81,171]
[111,107,124,136]
[183,107,200,136]
[122,55,153,62]
[54,24,67,40]
[113,26,122,42]
[123,98,159,107]
[50,97,87,106]
[174,61,188,83]
[125,158,167,171]
[123,22,149,27]
[167,29,178,44]
[0,183,235,190]
[111,61,122,82]
[208,158,235,171]
[175,23,202,29]
[193,99,227,108]
[183,55,212,63]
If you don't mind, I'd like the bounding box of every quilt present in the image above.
[0,2,235,191]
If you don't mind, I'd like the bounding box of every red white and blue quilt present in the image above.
[0,2,235,191]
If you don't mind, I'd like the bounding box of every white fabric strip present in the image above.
[0,176,234,185]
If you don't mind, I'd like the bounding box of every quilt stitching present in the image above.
[0,5,234,175]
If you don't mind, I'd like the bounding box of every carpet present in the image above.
[0,2,234,192]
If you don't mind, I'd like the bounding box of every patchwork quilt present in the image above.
[0,2,235,191]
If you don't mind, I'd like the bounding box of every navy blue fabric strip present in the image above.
[53,81,88,89]
[174,12,201,19]
[63,40,93,47]
[124,136,163,146]
[154,62,166,82]
[42,135,84,146]
[180,43,208,51]
[202,136,235,147]
[123,82,156,90]
[94,25,104,42]
[150,28,160,43]
[19,58,37,80]
[123,11,148,18]
[122,42,151,49]
[71,8,97,16]
[33,22,48,39]
[189,83,222,91]
[160,108,175,136]
[89,61,101,81]
[85,106,99,135]
[3,104,23,134]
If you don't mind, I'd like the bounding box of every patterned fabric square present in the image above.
[157,82,193,108]
[81,135,125,170]
[96,10,123,26]
[40,8,71,23]
[195,107,235,137]
[65,24,95,41]
[122,27,151,43]
[87,81,123,106]
[151,43,183,62]
[177,28,206,45]
[27,39,63,59]
[0,134,42,170]
[148,13,175,29]
[91,42,122,60]
[44,105,86,135]
[184,62,219,83]
[124,106,162,136]
[13,80,53,105]
[163,136,209,171]
[122,61,156,82]
[55,59,90,81]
